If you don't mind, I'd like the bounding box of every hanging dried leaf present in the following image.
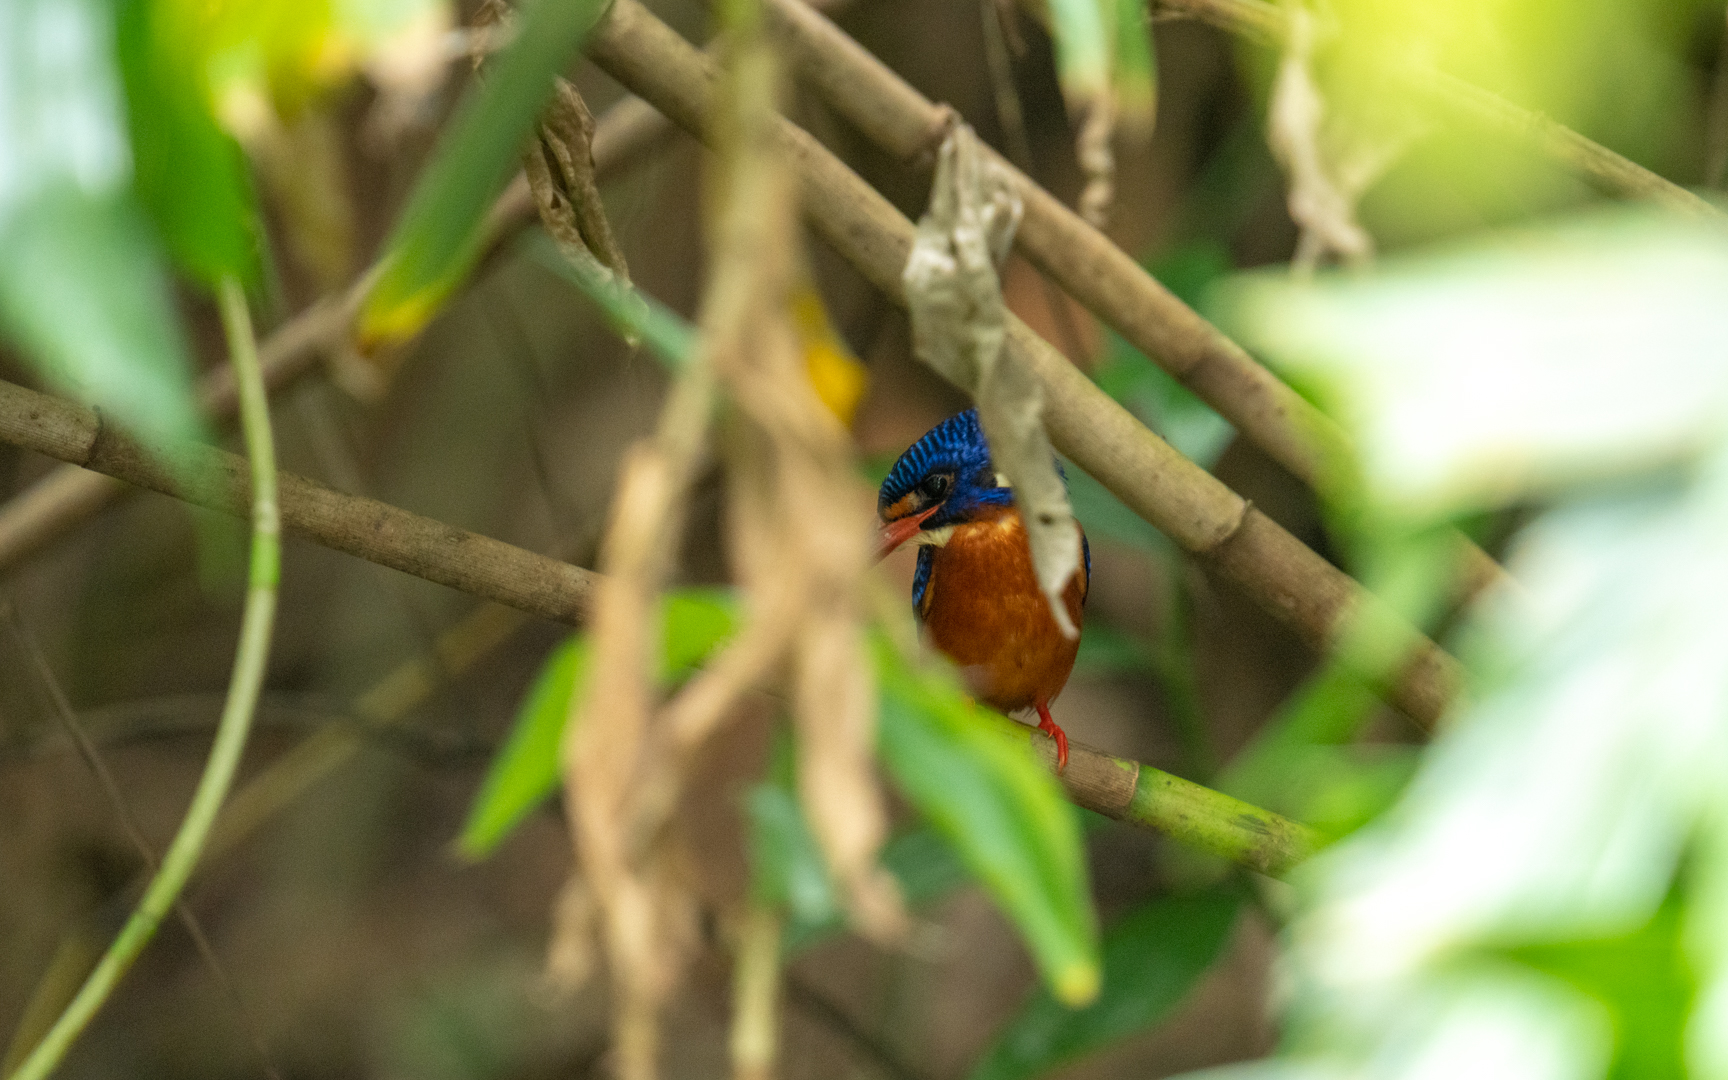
[903,123,1082,637]
[1045,0,1116,225]
[687,26,903,943]
[553,25,906,1079]
[525,76,641,347]
[561,442,704,1080]
[1268,4,1373,274]
[1074,94,1115,228]
[532,77,631,282]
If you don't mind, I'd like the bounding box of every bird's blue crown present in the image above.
[878,408,1011,528]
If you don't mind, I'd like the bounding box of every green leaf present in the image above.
[659,588,740,677]
[1215,657,1384,816]
[0,0,205,453]
[747,782,843,927]
[1047,0,1110,116]
[877,823,971,908]
[1287,744,1419,841]
[455,634,590,859]
[1111,0,1155,138]
[522,229,698,370]
[115,0,260,288]
[875,640,1101,1006]
[778,818,973,954]
[1503,892,1694,1080]
[456,589,739,858]
[360,0,612,344]
[1073,621,1154,677]
[968,887,1242,1080]
[465,592,1098,1012]
[1146,239,1233,312]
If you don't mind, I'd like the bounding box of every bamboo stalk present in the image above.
[0,376,1313,875]
[581,0,1462,730]
[758,0,1510,598]
[0,379,599,626]
[1006,723,1320,877]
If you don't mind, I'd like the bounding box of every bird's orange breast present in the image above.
[919,507,1087,713]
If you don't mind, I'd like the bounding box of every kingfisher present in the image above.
[876,409,1089,769]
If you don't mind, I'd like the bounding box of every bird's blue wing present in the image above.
[913,546,935,620]
[1080,529,1091,604]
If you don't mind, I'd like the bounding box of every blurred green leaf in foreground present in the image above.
[0,0,205,452]
[1197,210,1728,1080]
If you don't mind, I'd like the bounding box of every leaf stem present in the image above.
[5,278,278,1080]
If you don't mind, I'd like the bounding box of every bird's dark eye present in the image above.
[918,473,952,501]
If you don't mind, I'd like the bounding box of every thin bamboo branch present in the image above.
[1002,721,1319,877]
[0,377,1311,876]
[1157,0,1718,217]
[759,0,1506,598]
[0,93,675,576]
[580,0,1462,730]
[6,281,281,1080]
[0,378,598,626]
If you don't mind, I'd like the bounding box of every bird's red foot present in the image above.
[1035,701,1069,772]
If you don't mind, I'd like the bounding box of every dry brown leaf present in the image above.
[903,122,1082,637]
[683,30,905,946]
[1075,95,1116,229]
[1268,3,1373,274]
[551,22,907,1080]
[559,360,717,1080]
[536,79,632,282]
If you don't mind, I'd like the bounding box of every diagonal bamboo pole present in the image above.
[759,0,1506,599]
[0,94,674,576]
[580,0,1462,730]
[0,379,599,626]
[0,376,1316,876]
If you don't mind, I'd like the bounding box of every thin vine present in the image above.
[6,279,280,1080]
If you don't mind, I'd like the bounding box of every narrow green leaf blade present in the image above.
[968,887,1242,1080]
[658,588,740,678]
[522,229,699,370]
[748,782,844,927]
[0,0,205,452]
[1111,0,1156,138]
[1047,0,1111,115]
[360,0,612,344]
[456,589,740,858]
[875,641,1101,1006]
[455,634,591,859]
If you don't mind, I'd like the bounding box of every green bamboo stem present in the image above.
[999,721,1321,878]
[1127,763,1318,877]
[5,279,280,1080]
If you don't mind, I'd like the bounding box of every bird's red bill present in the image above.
[875,504,941,562]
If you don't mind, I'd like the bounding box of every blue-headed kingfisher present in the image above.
[876,409,1090,769]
